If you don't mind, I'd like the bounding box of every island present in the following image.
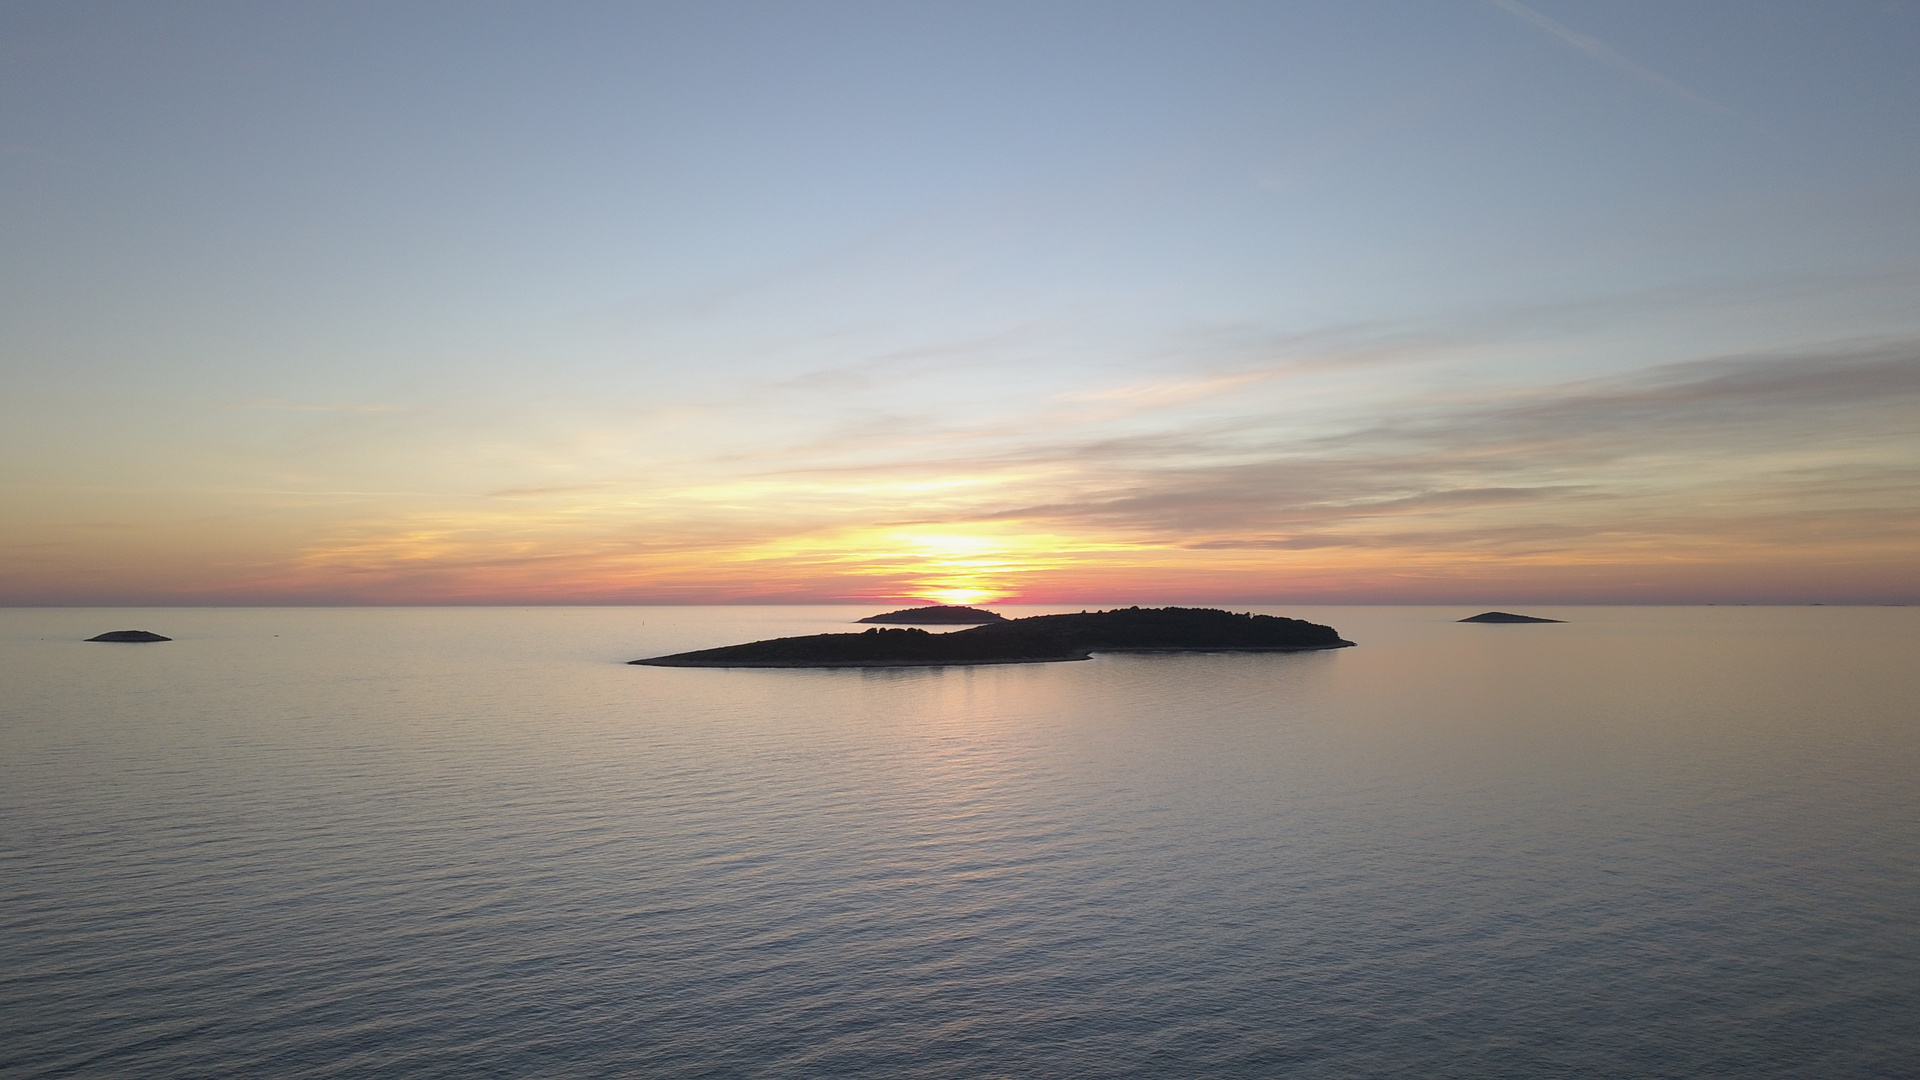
[632,606,1353,668]
[86,630,172,642]
[1458,612,1563,624]
[857,605,1006,624]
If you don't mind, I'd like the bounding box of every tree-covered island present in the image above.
[632,606,1353,668]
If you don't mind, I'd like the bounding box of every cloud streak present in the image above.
[8,260,1916,606]
[960,340,1920,533]
[137,333,1908,607]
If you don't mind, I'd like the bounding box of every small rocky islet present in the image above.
[857,605,1006,624]
[1458,612,1564,624]
[633,605,1353,668]
[86,630,172,642]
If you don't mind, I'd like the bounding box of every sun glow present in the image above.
[712,524,1103,605]
[919,585,1001,606]
[880,530,1022,604]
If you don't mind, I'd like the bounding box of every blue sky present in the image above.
[3,1,1917,603]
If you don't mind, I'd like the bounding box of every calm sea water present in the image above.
[2,605,1916,1078]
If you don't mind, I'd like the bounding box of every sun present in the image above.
[915,585,1003,607]
[887,532,1022,606]
[740,525,1069,606]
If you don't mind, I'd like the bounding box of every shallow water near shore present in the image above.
[3,605,1917,1078]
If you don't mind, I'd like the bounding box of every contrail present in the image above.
[1486,0,1751,124]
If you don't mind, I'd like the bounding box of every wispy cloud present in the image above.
[214,400,410,414]
[18,287,1914,604]
[0,141,67,167]
[818,338,1920,589]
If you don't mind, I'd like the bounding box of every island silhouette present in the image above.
[633,606,1352,668]
[1458,612,1564,623]
[86,630,172,642]
[857,605,1006,624]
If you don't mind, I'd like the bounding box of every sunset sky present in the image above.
[3,1,1917,605]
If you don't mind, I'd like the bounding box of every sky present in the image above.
[3,0,1917,606]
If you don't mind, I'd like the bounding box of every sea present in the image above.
[2,605,1916,1078]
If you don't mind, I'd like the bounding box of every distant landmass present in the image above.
[857,605,1006,624]
[1458,612,1563,623]
[633,606,1353,668]
[86,630,172,642]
